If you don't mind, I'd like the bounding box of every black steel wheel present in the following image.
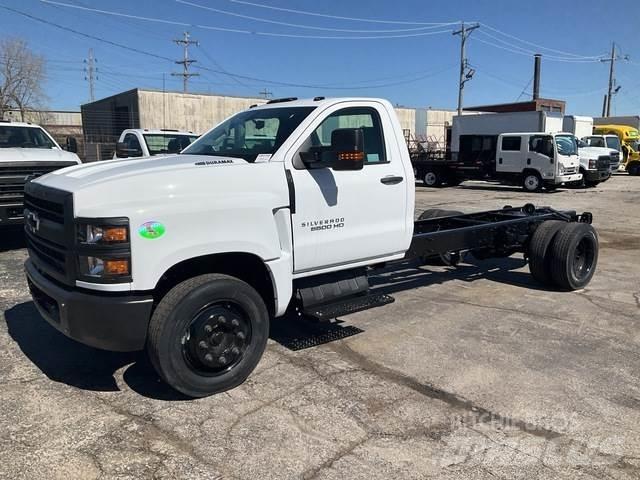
[548,223,599,290]
[627,162,640,176]
[527,220,566,286]
[147,274,269,397]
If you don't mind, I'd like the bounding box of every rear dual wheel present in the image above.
[627,162,640,176]
[147,274,269,398]
[528,221,598,290]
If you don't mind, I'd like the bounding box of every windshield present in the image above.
[630,140,640,152]
[0,125,55,149]
[143,133,198,155]
[183,106,316,162]
[556,135,577,156]
[605,136,621,150]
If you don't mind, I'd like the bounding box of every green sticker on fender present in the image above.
[138,221,166,239]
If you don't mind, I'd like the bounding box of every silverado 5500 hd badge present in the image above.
[301,218,345,231]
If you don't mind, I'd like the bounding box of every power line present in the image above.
[38,0,456,40]
[228,0,454,25]
[472,35,602,63]
[177,0,457,33]
[480,23,602,60]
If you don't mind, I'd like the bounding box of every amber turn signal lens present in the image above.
[338,151,364,161]
[103,227,128,242]
[104,259,130,276]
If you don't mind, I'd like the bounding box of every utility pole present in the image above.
[259,88,273,99]
[172,32,199,93]
[600,42,629,117]
[453,22,479,115]
[84,48,97,102]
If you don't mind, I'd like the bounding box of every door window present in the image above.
[124,133,143,156]
[303,107,387,166]
[501,136,521,151]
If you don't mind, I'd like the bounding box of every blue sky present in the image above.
[2,0,639,115]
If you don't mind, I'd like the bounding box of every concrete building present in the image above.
[464,98,566,115]
[81,88,460,160]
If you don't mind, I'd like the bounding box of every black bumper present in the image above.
[583,170,610,183]
[0,203,25,226]
[25,259,153,352]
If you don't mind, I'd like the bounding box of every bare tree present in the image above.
[0,38,47,121]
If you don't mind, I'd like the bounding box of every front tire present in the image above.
[627,162,640,176]
[147,274,269,398]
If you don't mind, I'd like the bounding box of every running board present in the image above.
[302,293,395,321]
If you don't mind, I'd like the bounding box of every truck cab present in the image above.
[574,138,613,186]
[114,129,199,159]
[592,125,640,175]
[23,98,599,397]
[0,120,81,226]
[581,134,622,172]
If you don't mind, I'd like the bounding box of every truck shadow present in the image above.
[0,226,27,252]
[455,184,564,194]
[4,302,190,401]
[4,255,551,400]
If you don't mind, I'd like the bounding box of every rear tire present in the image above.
[549,223,599,290]
[147,274,269,398]
[418,209,464,266]
[522,172,543,192]
[527,220,566,286]
[423,169,444,187]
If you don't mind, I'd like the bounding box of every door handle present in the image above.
[380,175,404,185]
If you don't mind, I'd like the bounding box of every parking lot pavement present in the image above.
[1,175,639,479]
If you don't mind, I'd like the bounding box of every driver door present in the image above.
[286,102,408,273]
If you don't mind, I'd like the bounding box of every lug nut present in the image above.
[236,331,245,340]
[218,315,227,324]
[204,353,213,362]
[218,355,227,364]
[204,325,213,333]
[231,318,240,327]
[198,340,208,349]
[231,347,240,355]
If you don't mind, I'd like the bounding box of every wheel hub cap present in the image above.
[183,304,251,375]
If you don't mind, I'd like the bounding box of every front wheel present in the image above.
[147,274,269,398]
[627,162,640,176]
[522,172,542,192]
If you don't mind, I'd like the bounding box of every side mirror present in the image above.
[299,128,365,170]
[65,136,78,153]
[116,142,142,158]
[331,128,365,171]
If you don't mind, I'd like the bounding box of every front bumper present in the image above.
[0,203,25,226]
[551,173,582,184]
[583,169,611,183]
[25,258,153,352]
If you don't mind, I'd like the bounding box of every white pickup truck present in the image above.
[0,121,81,226]
[114,128,199,159]
[23,97,599,397]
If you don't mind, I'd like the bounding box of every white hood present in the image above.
[0,147,81,164]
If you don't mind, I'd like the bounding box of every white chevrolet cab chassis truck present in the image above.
[24,98,599,397]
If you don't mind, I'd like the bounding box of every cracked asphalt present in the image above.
[1,174,640,479]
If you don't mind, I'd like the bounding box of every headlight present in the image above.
[78,223,128,244]
[559,165,565,174]
[76,218,131,283]
[588,159,597,169]
[79,256,130,278]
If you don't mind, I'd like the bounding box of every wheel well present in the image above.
[154,253,275,316]
[522,168,541,178]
